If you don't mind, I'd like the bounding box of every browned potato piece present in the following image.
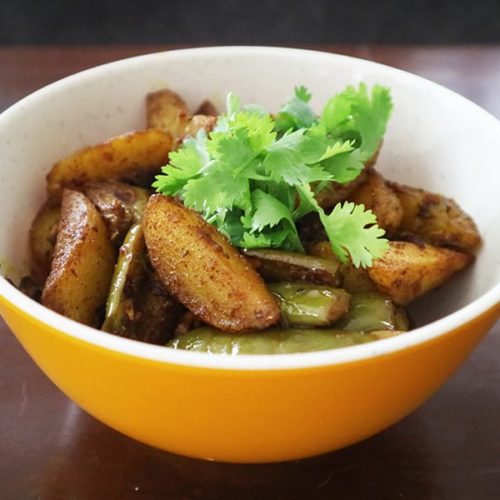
[146,89,190,139]
[42,190,116,326]
[29,201,61,283]
[184,115,217,137]
[46,130,172,200]
[143,194,281,332]
[243,248,340,286]
[390,182,481,252]
[349,170,403,234]
[367,241,473,305]
[195,99,218,116]
[339,263,377,294]
[306,241,376,293]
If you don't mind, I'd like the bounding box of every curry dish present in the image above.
[21,86,481,354]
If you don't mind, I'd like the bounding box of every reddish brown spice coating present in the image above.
[142,195,281,332]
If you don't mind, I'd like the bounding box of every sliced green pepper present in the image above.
[268,282,350,327]
[168,327,402,355]
[102,223,146,335]
[335,292,409,332]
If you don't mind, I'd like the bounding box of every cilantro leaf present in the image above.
[242,189,290,232]
[231,111,276,152]
[295,86,312,102]
[152,132,208,194]
[241,229,290,249]
[183,164,251,215]
[207,127,256,173]
[259,180,295,208]
[298,185,388,267]
[318,139,354,161]
[226,92,241,116]
[263,130,334,185]
[320,202,389,268]
[320,83,393,160]
[274,86,317,132]
[212,209,245,244]
[241,189,303,251]
[243,103,269,116]
[263,130,316,185]
[320,149,365,184]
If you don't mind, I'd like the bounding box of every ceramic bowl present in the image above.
[0,47,499,463]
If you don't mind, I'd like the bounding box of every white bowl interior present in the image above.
[0,47,499,331]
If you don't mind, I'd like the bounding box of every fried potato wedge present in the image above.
[349,170,403,234]
[146,89,190,139]
[42,190,116,325]
[244,248,340,286]
[390,182,481,252]
[195,100,218,116]
[46,130,172,200]
[143,194,281,332]
[183,115,217,137]
[367,241,473,305]
[29,201,61,283]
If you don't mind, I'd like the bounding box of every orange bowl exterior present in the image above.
[2,297,499,463]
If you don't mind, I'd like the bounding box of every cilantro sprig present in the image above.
[153,84,393,268]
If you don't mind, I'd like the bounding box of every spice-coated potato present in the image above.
[367,241,473,305]
[146,89,190,140]
[143,194,281,332]
[146,90,217,141]
[183,115,217,137]
[244,248,340,286]
[42,190,116,326]
[194,100,218,116]
[46,130,172,200]
[29,201,61,283]
[349,170,403,235]
[390,182,481,252]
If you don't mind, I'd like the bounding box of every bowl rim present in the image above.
[1,45,499,371]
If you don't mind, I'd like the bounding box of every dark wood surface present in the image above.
[0,45,499,500]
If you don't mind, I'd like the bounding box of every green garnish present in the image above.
[153,83,392,268]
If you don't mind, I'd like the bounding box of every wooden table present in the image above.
[1,46,499,499]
